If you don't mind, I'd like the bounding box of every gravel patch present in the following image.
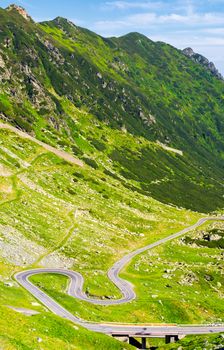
[0,224,46,266]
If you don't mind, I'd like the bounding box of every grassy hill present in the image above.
[0,5,223,211]
[0,4,223,350]
[0,117,223,349]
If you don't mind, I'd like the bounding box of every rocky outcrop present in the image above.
[6,4,32,21]
[183,47,223,80]
[43,40,65,65]
[0,53,5,69]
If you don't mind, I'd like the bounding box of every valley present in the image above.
[0,3,223,350]
[0,123,223,349]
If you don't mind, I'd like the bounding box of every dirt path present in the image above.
[33,210,77,268]
[0,123,83,167]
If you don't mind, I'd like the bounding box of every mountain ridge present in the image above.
[183,47,223,80]
[0,4,223,212]
[5,3,223,81]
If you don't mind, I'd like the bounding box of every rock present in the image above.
[210,234,221,241]
[204,274,214,282]
[96,72,102,79]
[4,38,11,49]
[43,40,65,65]
[7,5,32,21]
[31,302,40,306]
[138,108,156,125]
[179,272,198,285]
[183,47,223,80]
[203,234,211,241]
[0,54,5,68]
[4,282,13,287]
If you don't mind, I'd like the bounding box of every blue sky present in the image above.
[1,0,224,74]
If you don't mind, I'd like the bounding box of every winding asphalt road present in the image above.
[15,216,224,337]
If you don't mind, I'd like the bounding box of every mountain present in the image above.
[0,5,224,350]
[0,5,224,212]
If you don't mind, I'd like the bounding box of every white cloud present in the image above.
[105,1,164,10]
[150,33,224,48]
[159,12,224,25]
[201,27,224,35]
[94,11,224,31]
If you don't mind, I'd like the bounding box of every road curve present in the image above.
[15,216,224,336]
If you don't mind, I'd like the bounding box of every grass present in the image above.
[0,125,223,348]
[0,125,207,348]
[156,333,224,350]
[29,221,224,325]
[0,303,133,350]
[1,5,224,213]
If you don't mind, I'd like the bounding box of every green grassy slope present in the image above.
[157,333,224,350]
[0,125,222,348]
[0,306,133,350]
[30,221,224,325]
[0,125,202,349]
[0,127,200,296]
[137,333,224,349]
[0,6,223,211]
[0,5,224,349]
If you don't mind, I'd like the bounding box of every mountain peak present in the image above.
[53,16,77,28]
[183,47,223,80]
[120,32,152,42]
[6,4,32,21]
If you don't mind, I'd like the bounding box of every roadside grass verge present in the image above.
[30,221,224,324]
